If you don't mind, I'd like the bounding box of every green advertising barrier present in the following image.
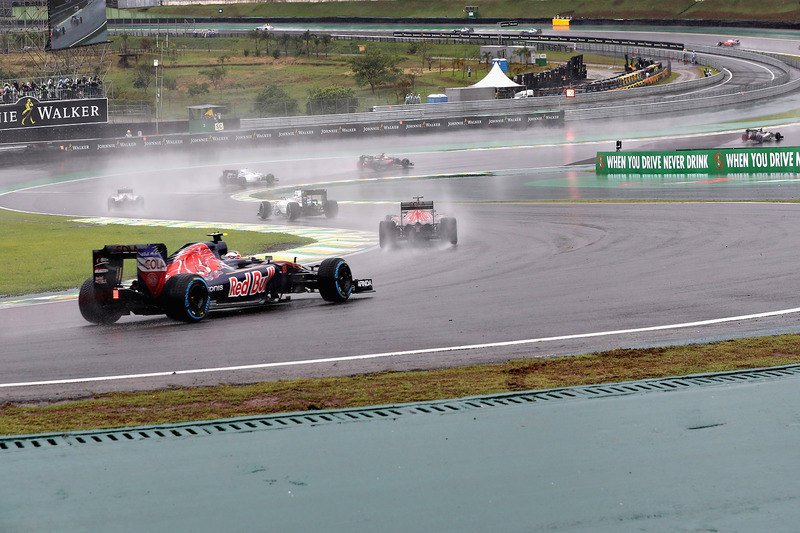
[596,147,800,175]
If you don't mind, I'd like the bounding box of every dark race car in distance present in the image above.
[358,154,413,171]
[258,188,338,221]
[108,187,144,212]
[78,233,373,324]
[742,127,783,143]
[379,197,457,249]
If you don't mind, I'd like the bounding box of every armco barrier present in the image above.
[596,146,800,175]
[46,111,564,157]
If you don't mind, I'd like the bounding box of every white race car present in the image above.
[108,187,144,211]
[258,189,338,221]
[742,127,783,143]
[220,168,277,188]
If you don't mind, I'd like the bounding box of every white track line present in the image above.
[3,306,800,389]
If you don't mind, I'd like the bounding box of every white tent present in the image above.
[469,62,523,89]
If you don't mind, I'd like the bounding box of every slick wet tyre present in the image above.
[163,274,210,322]
[287,201,301,221]
[258,201,272,220]
[440,217,458,245]
[79,277,122,324]
[379,220,396,249]
[317,257,353,303]
[323,200,339,218]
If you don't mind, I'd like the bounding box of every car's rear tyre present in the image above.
[776,132,783,141]
[402,158,411,168]
[317,257,353,303]
[287,201,301,221]
[323,200,339,218]
[238,176,247,188]
[258,201,272,220]
[741,133,749,141]
[379,220,396,249]
[266,173,275,185]
[163,274,210,322]
[79,277,122,324]
[440,217,458,245]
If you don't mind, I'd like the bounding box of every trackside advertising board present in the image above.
[596,147,800,175]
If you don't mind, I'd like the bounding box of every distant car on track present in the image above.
[519,28,542,37]
[742,127,783,143]
[108,187,143,211]
[379,197,457,249]
[78,232,373,324]
[258,188,338,221]
[458,27,474,34]
[358,154,413,171]
[255,24,273,31]
[717,39,740,47]
[220,168,277,188]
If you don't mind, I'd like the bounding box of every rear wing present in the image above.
[92,243,168,298]
[400,201,434,211]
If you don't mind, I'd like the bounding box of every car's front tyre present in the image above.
[317,258,353,302]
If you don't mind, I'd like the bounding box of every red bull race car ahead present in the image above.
[79,233,373,324]
[379,197,457,248]
[358,154,413,171]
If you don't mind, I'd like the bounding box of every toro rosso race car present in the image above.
[258,189,338,221]
[379,197,457,248]
[358,154,413,171]
[79,233,373,324]
[220,168,277,188]
[742,127,783,143]
[717,39,740,47]
[108,188,144,211]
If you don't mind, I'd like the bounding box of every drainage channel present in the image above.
[3,364,800,453]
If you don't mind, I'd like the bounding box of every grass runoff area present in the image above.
[130,0,800,22]
[3,208,800,436]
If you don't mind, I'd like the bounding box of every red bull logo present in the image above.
[228,269,273,297]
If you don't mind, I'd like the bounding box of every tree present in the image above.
[321,34,332,57]
[301,29,313,57]
[132,65,154,94]
[247,29,260,54]
[254,84,298,116]
[187,82,210,98]
[200,66,227,90]
[348,49,401,94]
[307,85,356,114]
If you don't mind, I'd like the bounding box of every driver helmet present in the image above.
[224,251,241,260]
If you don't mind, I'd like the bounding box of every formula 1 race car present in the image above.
[78,233,373,324]
[108,188,144,211]
[220,168,277,188]
[519,28,542,37]
[379,197,457,248]
[258,188,338,221]
[742,127,783,143]
[358,154,414,171]
[717,39,740,47]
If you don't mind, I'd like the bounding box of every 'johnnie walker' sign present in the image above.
[0,97,108,130]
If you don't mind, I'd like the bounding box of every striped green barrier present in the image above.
[596,147,800,175]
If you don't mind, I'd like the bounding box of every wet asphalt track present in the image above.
[5,118,800,402]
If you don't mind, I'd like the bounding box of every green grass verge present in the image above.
[3,333,800,435]
[0,208,313,297]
